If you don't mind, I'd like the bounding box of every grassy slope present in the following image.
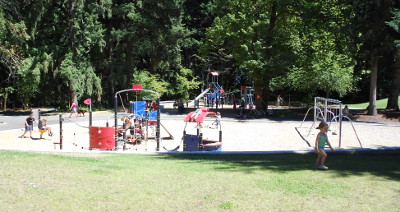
[347,97,400,109]
[0,151,399,211]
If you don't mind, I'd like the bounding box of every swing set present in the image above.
[296,97,362,148]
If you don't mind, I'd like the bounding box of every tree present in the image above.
[97,0,196,104]
[351,0,399,115]
[0,2,30,110]
[201,0,356,109]
[386,8,400,110]
[201,0,295,110]
[270,0,356,98]
[14,0,106,108]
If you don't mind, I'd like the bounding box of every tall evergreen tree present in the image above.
[351,0,399,115]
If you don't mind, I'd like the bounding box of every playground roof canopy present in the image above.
[209,71,219,76]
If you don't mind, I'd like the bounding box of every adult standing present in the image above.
[69,102,78,118]
[21,114,36,138]
[276,95,283,107]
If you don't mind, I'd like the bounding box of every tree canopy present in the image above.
[0,0,399,112]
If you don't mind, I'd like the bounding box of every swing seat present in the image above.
[39,129,47,139]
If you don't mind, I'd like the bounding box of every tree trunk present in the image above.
[387,48,400,110]
[253,1,277,111]
[2,90,7,111]
[70,89,78,106]
[254,69,268,111]
[125,37,134,89]
[368,56,378,115]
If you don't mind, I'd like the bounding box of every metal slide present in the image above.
[187,88,210,106]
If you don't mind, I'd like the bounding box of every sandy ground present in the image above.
[0,109,399,153]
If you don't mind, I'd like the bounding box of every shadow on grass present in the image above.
[155,153,400,181]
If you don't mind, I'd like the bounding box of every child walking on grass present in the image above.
[315,122,334,170]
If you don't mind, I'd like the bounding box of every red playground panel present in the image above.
[184,108,216,123]
[89,126,115,150]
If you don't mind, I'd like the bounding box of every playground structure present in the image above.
[182,108,222,151]
[220,86,255,109]
[240,86,255,109]
[85,84,167,151]
[191,71,224,108]
[296,97,362,148]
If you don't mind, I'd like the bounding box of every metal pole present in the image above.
[114,95,118,149]
[199,133,203,151]
[89,102,92,127]
[59,113,63,150]
[183,130,186,151]
[145,108,149,151]
[324,99,328,122]
[38,108,41,121]
[339,103,343,148]
[314,97,317,123]
[156,97,160,151]
[216,91,219,110]
[122,122,126,150]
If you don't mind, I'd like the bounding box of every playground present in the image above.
[0,104,399,153]
[0,87,399,210]
[0,73,399,153]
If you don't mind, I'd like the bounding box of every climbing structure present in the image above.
[182,108,222,151]
[191,71,224,108]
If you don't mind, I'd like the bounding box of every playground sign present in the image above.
[132,84,143,91]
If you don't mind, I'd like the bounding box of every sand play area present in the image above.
[0,109,399,153]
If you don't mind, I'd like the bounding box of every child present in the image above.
[38,118,53,137]
[210,112,221,128]
[21,114,36,138]
[315,122,334,170]
[69,102,78,118]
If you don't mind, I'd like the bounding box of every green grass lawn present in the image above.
[347,97,400,109]
[0,151,399,211]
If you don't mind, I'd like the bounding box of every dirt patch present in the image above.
[353,110,400,123]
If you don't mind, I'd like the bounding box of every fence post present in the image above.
[156,97,160,151]
[59,113,63,150]
[339,102,343,147]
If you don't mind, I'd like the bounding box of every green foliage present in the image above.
[387,9,400,47]
[174,68,201,100]
[58,53,102,100]
[201,0,356,99]
[15,58,41,108]
[131,70,168,99]
[1,0,399,109]
[271,30,355,97]
[0,7,32,108]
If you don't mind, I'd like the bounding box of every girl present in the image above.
[38,118,53,137]
[315,122,334,170]
[69,102,78,118]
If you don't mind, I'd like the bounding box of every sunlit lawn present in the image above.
[347,97,400,109]
[0,151,399,211]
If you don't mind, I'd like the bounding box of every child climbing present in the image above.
[210,112,221,128]
[315,122,334,170]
